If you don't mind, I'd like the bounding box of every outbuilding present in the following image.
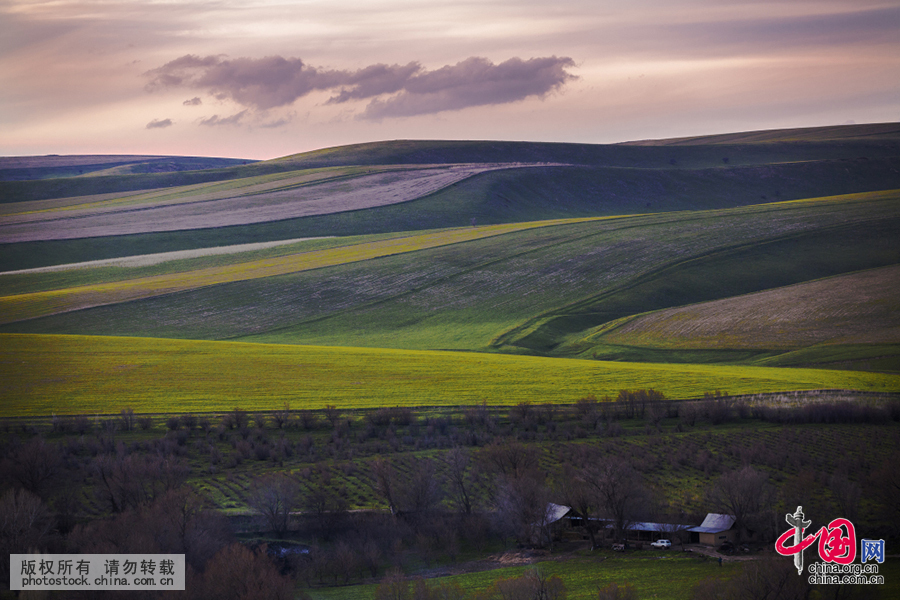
[688,513,737,546]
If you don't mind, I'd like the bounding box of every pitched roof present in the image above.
[544,503,571,524]
[688,513,736,533]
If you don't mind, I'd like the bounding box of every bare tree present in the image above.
[223,407,248,430]
[5,436,60,497]
[372,458,400,515]
[494,472,552,547]
[402,457,442,516]
[443,447,476,515]
[323,404,341,429]
[559,463,601,549]
[148,487,232,570]
[248,473,299,537]
[709,466,775,542]
[302,472,349,540]
[477,440,540,486]
[372,457,442,519]
[376,568,411,600]
[92,452,188,513]
[872,450,900,535]
[195,543,295,600]
[119,408,135,431]
[273,402,292,429]
[0,488,54,585]
[828,473,860,523]
[577,455,650,545]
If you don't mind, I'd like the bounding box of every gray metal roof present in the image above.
[545,503,571,524]
[688,513,736,533]
[629,521,693,533]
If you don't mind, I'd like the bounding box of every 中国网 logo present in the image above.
[775,506,885,586]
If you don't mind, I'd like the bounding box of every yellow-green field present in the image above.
[0,217,605,324]
[2,333,898,416]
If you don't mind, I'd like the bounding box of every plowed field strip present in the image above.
[0,218,604,324]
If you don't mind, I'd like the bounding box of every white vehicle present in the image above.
[650,539,672,549]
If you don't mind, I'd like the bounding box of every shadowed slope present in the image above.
[559,265,900,372]
[2,122,899,202]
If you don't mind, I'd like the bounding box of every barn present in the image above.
[688,513,737,546]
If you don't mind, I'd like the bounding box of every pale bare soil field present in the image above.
[1,237,333,274]
[593,264,900,349]
[0,163,540,242]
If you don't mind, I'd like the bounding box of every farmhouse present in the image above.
[557,506,736,547]
[532,503,573,546]
[687,513,737,546]
[626,521,693,543]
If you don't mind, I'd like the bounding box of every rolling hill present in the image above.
[1,123,899,414]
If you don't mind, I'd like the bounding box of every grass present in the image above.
[0,218,602,325]
[303,527,900,600]
[3,192,897,371]
[566,265,900,369]
[4,191,893,355]
[500,194,900,357]
[304,553,742,600]
[3,143,899,271]
[1,333,898,417]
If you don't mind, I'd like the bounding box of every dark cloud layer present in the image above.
[662,5,900,56]
[145,54,576,118]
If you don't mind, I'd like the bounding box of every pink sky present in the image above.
[2,0,898,159]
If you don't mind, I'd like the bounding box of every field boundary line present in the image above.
[0,217,607,324]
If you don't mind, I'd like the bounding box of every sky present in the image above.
[1,0,899,159]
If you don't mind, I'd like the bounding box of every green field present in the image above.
[306,554,741,600]
[3,189,897,375]
[303,552,899,600]
[2,124,899,414]
[1,333,897,417]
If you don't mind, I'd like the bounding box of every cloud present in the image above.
[183,97,202,106]
[146,118,173,129]
[326,62,422,104]
[259,116,294,128]
[146,54,342,110]
[145,54,576,118]
[361,56,577,119]
[198,110,248,127]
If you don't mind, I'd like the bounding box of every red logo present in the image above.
[776,506,857,575]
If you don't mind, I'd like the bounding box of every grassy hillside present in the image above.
[4,125,899,203]
[3,191,896,372]
[498,192,900,356]
[0,219,601,324]
[1,124,899,407]
[2,157,899,271]
[561,265,900,372]
[624,121,900,145]
[2,122,898,271]
[0,155,254,182]
[2,333,897,417]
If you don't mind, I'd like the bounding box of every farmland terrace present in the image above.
[2,122,900,600]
